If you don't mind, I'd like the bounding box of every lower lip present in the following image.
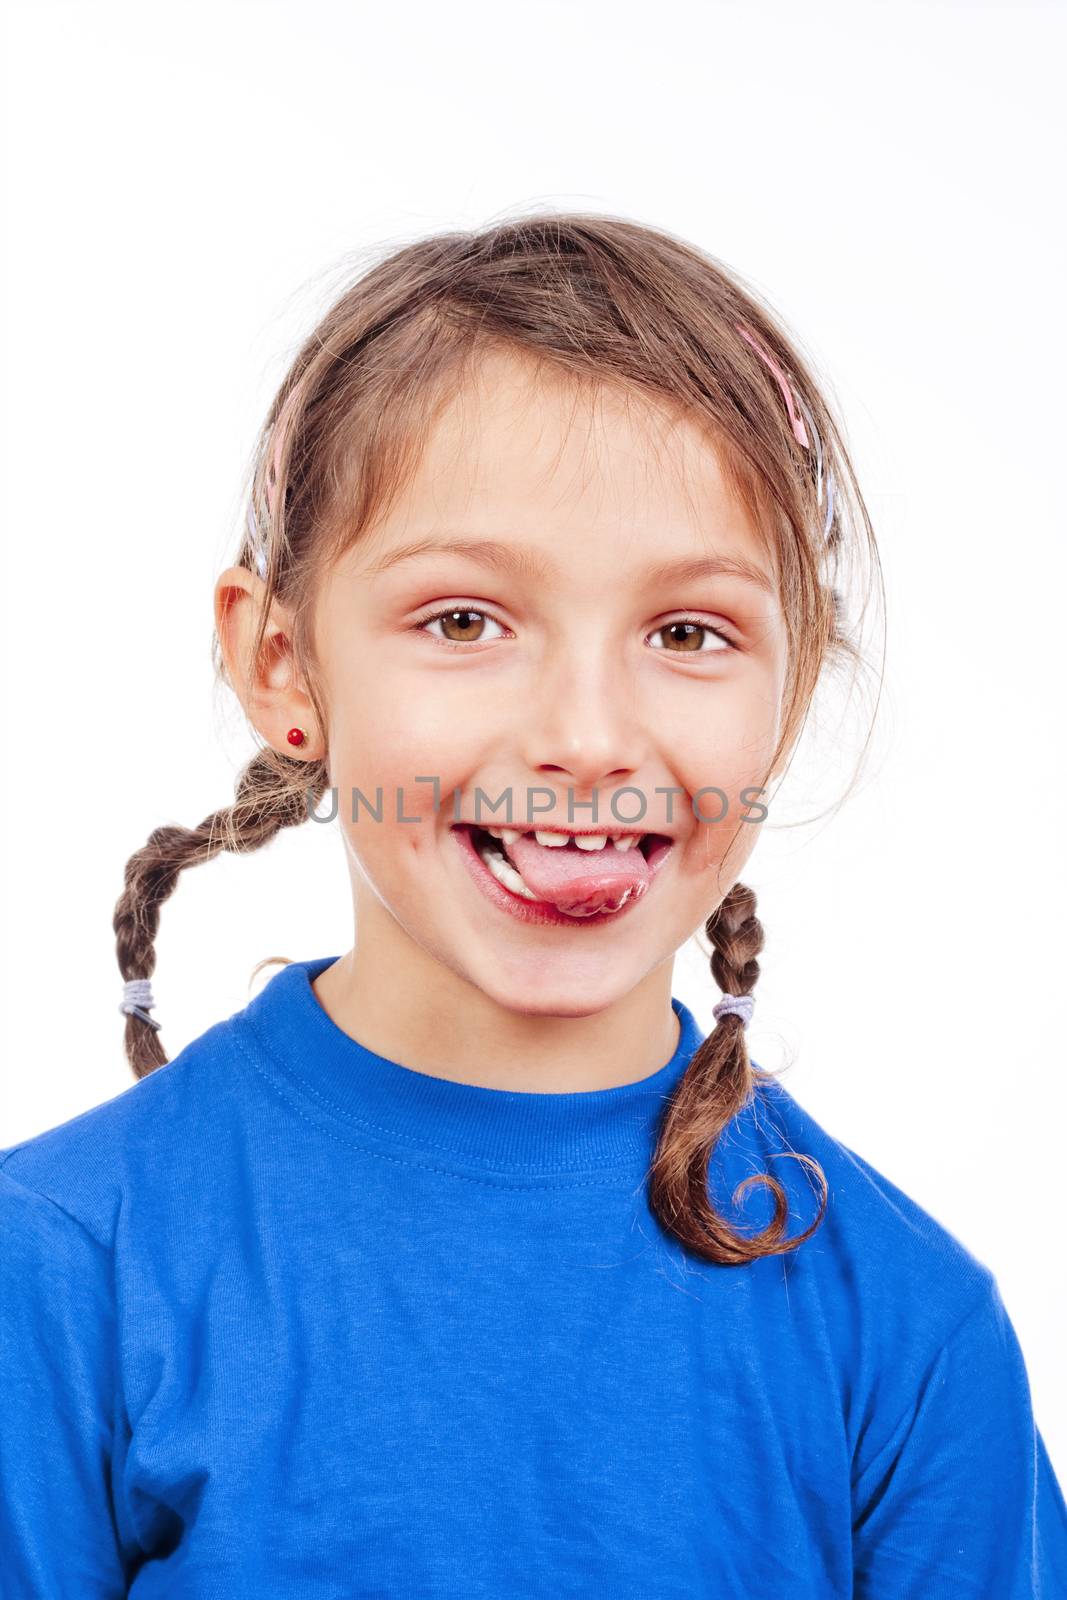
[449,825,675,928]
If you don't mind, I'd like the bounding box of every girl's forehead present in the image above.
[388,350,758,547]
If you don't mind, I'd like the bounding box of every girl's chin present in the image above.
[452,951,656,1022]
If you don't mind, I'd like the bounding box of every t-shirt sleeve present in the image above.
[851,1274,1067,1597]
[0,1158,133,1597]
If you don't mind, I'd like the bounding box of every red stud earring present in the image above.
[286,727,306,748]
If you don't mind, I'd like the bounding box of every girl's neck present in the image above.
[312,930,681,1094]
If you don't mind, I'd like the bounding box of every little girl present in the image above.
[3,215,1065,1597]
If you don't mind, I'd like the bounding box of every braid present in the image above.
[647,881,828,1266]
[112,748,330,1080]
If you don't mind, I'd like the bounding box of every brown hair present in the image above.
[113,212,883,1266]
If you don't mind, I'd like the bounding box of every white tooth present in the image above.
[483,843,538,899]
[471,830,543,899]
[612,835,638,851]
[534,831,570,847]
[474,828,638,916]
[574,834,608,851]
[500,829,521,847]
[486,828,504,839]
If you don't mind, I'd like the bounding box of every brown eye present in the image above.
[649,620,732,654]
[417,607,508,648]
[439,609,484,642]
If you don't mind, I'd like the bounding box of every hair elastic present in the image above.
[712,992,755,1027]
[120,977,162,1032]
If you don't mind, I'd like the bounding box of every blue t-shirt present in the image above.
[2,954,1065,1597]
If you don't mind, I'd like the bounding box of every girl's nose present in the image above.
[519,651,646,797]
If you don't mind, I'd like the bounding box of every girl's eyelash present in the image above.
[409,606,738,653]
[646,618,737,652]
[410,605,512,648]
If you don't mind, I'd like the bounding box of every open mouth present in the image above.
[470,823,665,871]
[454,823,674,919]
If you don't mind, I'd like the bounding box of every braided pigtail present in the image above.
[113,748,330,1079]
[647,881,828,1266]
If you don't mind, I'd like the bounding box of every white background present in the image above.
[2,0,1065,1482]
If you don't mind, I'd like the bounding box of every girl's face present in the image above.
[311,348,790,1018]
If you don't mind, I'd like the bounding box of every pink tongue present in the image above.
[504,834,650,915]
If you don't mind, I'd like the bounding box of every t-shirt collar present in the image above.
[236,955,708,1176]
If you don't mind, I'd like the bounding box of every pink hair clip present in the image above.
[248,502,268,580]
[737,323,836,538]
[736,325,811,450]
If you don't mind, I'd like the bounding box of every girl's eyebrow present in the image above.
[364,535,775,595]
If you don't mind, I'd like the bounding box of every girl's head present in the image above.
[258,345,794,1017]
[115,213,881,1264]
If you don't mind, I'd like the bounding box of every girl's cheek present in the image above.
[674,711,780,813]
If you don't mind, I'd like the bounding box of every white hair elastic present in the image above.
[119,978,162,1032]
[712,993,755,1027]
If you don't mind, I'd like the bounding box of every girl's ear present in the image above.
[214,566,322,759]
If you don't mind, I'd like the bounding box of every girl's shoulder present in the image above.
[0,1010,250,1250]
[741,1071,999,1346]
